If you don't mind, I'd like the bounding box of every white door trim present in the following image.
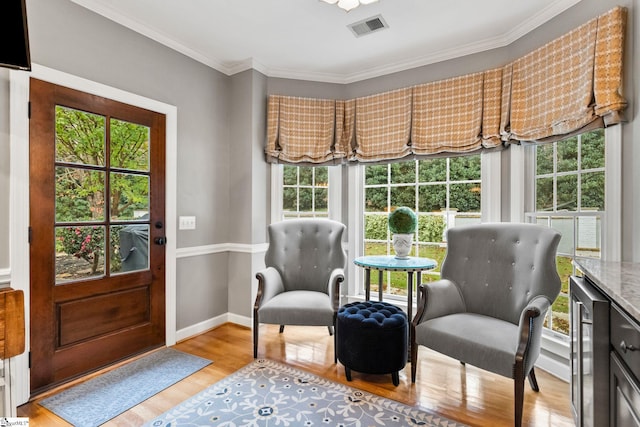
[9,64,178,404]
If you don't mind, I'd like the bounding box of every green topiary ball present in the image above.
[388,207,417,234]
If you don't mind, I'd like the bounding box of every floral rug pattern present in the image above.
[144,359,467,427]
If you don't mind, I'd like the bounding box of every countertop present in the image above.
[574,258,640,321]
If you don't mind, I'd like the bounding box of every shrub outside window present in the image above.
[282,165,329,219]
[363,156,482,297]
[526,129,605,336]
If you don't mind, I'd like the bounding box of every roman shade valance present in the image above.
[353,88,412,162]
[265,95,349,165]
[505,6,627,143]
[265,6,626,165]
[411,69,503,157]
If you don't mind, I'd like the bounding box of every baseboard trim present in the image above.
[176,313,252,342]
[0,268,10,285]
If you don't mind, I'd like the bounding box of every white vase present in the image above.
[392,233,413,259]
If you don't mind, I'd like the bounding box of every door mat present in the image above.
[40,347,212,427]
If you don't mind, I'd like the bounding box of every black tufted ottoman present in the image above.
[336,301,408,386]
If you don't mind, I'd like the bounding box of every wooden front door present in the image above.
[29,78,167,394]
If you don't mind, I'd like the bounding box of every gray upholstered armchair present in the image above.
[253,218,347,360]
[411,223,561,427]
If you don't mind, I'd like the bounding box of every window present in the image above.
[272,164,341,222]
[282,165,329,219]
[363,156,482,297]
[526,129,605,335]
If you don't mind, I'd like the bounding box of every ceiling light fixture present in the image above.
[321,0,379,12]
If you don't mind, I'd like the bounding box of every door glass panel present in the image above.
[55,106,105,166]
[113,224,149,274]
[55,225,106,284]
[110,118,150,171]
[55,167,105,222]
[110,172,150,220]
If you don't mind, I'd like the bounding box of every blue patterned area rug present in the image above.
[40,348,212,427]
[144,359,468,427]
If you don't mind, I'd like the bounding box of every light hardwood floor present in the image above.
[18,323,574,426]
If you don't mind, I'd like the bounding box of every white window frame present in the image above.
[510,125,622,381]
[347,150,502,301]
[270,164,342,223]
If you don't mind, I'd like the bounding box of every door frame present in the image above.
[9,64,178,405]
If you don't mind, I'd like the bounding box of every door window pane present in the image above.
[55,167,105,222]
[110,118,150,171]
[113,224,149,274]
[55,226,106,284]
[110,172,150,220]
[55,106,105,166]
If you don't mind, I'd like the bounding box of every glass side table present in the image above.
[353,255,437,321]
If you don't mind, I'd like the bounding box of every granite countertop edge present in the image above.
[573,258,640,321]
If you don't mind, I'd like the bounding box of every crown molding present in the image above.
[70,0,584,84]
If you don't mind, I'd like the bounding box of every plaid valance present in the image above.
[411,70,504,157]
[265,95,349,165]
[505,6,627,143]
[265,7,627,164]
[353,88,413,162]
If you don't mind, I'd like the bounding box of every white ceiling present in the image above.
[70,0,584,84]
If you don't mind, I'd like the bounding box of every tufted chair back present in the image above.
[440,223,561,325]
[265,219,347,293]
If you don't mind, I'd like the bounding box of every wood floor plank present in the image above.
[18,323,573,426]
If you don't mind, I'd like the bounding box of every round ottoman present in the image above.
[336,301,408,386]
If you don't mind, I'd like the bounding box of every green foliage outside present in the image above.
[283,165,328,214]
[55,106,149,277]
[536,129,604,211]
[365,157,481,213]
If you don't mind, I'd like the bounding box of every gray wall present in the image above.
[0,0,236,328]
[0,0,638,334]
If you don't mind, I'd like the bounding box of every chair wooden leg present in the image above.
[345,367,352,381]
[528,367,540,392]
[279,325,285,333]
[328,326,334,336]
[411,338,418,383]
[253,312,259,359]
[514,376,525,427]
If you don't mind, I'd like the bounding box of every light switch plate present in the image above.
[179,216,196,230]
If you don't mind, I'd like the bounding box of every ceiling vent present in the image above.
[348,15,388,37]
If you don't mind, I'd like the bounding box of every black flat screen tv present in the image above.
[0,0,31,71]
